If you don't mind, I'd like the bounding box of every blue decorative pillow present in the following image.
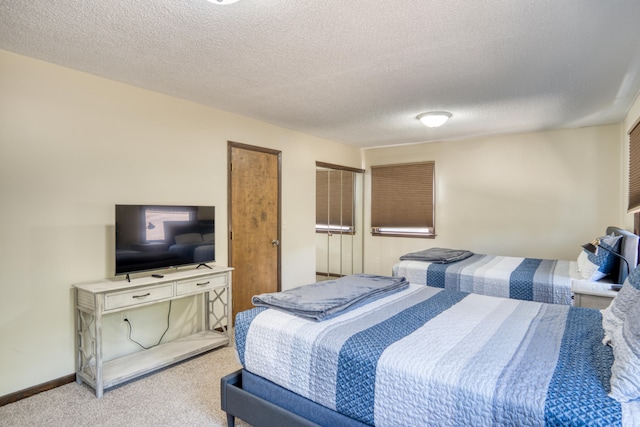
[577,234,622,281]
[608,266,640,402]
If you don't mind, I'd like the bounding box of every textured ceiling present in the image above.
[2,0,640,148]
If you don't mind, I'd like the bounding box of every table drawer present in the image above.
[176,274,227,296]
[576,294,614,310]
[104,283,174,310]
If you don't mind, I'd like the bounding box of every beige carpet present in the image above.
[0,346,251,427]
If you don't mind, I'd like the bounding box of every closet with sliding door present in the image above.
[315,162,364,281]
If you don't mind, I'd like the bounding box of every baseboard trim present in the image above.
[0,374,76,407]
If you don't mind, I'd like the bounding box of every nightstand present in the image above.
[571,279,619,309]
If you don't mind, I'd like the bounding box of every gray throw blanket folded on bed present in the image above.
[399,247,474,263]
[251,274,409,321]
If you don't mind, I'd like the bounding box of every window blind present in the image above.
[629,121,640,213]
[371,161,435,237]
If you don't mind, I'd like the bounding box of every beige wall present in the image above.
[362,125,628,276]
[0,50,361,396]
[625,92,640,135]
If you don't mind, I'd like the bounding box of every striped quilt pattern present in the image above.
[392,254,577,305]
[235,285,631,426]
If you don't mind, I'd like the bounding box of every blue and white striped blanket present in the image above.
[236,285,639,426]
[392,254,578,305]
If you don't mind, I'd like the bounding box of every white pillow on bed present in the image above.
[202,232,215,243]
[602,269,640,343]
[605,265,640,402]
[577,233,622,281]
[174,233,203,244]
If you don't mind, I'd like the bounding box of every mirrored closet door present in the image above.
[315,162,364,281]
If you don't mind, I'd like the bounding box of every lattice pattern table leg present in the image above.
[77,310,97,384]
[208,287,230,340]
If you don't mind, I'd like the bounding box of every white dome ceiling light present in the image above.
[417,111,452,128]
[207,0,240,4]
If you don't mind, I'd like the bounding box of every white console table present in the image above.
[73,266,232,397]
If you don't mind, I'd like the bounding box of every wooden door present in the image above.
[228,142,281,320]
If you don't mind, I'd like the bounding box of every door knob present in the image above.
[271,240,280,246]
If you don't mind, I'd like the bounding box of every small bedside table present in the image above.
[571,279,619,309]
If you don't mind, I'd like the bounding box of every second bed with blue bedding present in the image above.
[392,226,640,306]
[393,254,577,305]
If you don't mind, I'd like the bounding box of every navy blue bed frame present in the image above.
[220,369,370,427]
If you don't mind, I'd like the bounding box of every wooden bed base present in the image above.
[220,370,320,427]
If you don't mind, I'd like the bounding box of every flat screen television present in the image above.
[115,204,215,277]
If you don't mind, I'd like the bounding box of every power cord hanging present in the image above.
[123,300,172,350]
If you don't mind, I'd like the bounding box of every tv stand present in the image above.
[73,266,232,397]
[197,263,213,269]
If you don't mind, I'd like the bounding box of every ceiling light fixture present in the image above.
[417,111,452,128]
[208,0,240,4]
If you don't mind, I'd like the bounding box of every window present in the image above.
[144,206,196,241]
[371,161,435,237]
[316,168,355,234]
[628,120,640,214]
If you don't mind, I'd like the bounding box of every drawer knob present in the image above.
[132,293,151,299]
[196,281,211,286]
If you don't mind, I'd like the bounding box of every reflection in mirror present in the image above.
[115,204,215,276]
[315,163,364,281]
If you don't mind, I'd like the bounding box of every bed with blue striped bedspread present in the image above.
[236,284,639,426]
[392,254,578,305]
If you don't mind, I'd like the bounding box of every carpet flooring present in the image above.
[0,346,251,427]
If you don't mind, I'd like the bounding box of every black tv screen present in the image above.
[115,205,215,276]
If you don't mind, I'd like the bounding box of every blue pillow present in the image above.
[577,234,622,281]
